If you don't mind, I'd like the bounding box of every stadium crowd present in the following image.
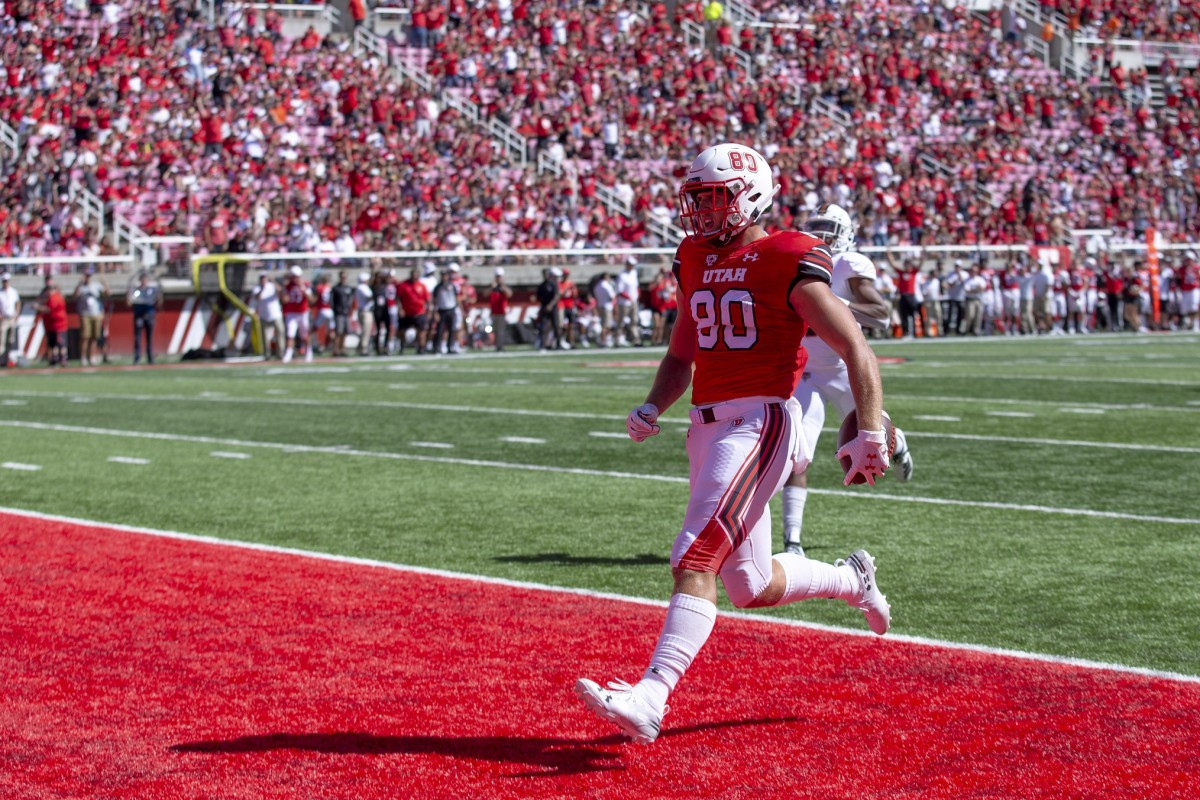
[1,0,1199,262]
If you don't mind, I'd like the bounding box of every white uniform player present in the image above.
[782,204,914,556]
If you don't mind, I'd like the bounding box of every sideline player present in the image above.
[781,204,914,556]
[281,265,314,363]
[575,143,892,745]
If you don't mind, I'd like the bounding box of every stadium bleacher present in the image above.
[2,0,1198,261]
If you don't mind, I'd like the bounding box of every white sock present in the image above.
[636,593,717,713]
[771,552,857,606]
[781,485,807,544]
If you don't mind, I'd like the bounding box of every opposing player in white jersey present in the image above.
[782,204,914,556]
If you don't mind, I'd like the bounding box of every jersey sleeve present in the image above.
[842,251,878,281]
[795,243,834,285]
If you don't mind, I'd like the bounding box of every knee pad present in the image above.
[721,564,771,609]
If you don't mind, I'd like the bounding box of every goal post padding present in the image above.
[191,255,264,356]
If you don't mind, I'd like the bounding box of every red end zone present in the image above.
[1,511,1197,799]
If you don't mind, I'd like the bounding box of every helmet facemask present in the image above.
[679,178,770,246]
[677,143,778,246]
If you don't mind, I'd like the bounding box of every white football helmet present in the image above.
[678,143,780,245]
[803,203,856,253]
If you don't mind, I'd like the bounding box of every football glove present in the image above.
[626,403,661,442]
[836,428,890,486]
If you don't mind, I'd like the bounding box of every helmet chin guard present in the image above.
[678,143,779,245]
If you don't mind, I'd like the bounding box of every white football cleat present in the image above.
[840,549,891,635]
[575,678,664,744]
[892,427,914,482]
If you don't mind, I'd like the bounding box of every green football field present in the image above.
[2,332,1198,677]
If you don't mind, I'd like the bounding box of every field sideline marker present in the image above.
[2,419,1198,526]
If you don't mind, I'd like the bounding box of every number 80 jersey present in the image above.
[673,230,833,406]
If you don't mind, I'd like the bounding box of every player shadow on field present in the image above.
[493,552,669,566]
[169,718,798,777]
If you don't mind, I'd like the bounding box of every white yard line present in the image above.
[1,504,1195,685]
[1,462,41,471]
[6,389,1200,453]
[107,456,150,465]
[500,436,546,445]
[888,393,1200,413]
[1,420,1196,525]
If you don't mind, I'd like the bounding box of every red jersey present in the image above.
[314,283,332,310]
[396,279,430,317]
[673,231,832,406]
[1180,264,1199,291]
[281,278,310,314]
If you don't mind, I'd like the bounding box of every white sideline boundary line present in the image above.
[5,390,1200,452]
[2,505,1196,687]
[2,419,1197,526]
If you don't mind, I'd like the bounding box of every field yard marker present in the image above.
[1059,408,1107,415]
[1,462,40,471]
[913,415,961,422]
[2,420,1197,526]
[107,456,150,465]
[589,431,628,438]
[326,386,355,393]
[210,451,251,460]
[410,441,454,449]
[1,399,26,406]
[500,436,546,444]
[3,504,1196,686]
[889,393,1197,413]
[3,392,1199,453]
[986,411,1035,418]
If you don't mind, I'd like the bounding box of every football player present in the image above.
[780,204,914,557]
[576,143,892,746]
[281,265,314,363]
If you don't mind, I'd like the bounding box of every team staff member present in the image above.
[329,271,355,358]
[36,276,69,367]
[488,267,512,352]
[354,271,375,356]
[0,272,20,367]
[127,271,162,365]
[576,143,892,745]
[396,267,432,355]
[72,268,109,366]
